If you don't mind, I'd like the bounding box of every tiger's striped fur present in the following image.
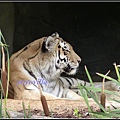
[7,33,120,100]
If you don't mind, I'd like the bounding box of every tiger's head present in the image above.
[41,32,81,78]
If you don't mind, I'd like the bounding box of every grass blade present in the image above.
[78,84,92,112]
[114,63,120,82]
[22,101,27,118]
[84,65,94,87]
[91,111,120,118]
[108,98,120,103]
[28,100,31,118]
[0,30,10,118]
[80,85,107,113]
[96,72,120,86]
[84,65,98,100]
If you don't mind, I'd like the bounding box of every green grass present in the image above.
[22,100,32,118]
[74,64,120,118]
[73,108,82,117]
[0,30,11,118]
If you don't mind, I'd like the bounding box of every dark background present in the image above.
[1,2,120,82]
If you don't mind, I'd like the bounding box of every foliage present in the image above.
[74,64,120,118]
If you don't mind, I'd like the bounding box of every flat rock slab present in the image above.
[2,95,120,118]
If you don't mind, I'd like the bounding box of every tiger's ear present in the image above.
[42,35,58,52]
[51,32,59,38]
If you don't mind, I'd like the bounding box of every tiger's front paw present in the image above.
[105,81,120,91]
[110,82,120,91]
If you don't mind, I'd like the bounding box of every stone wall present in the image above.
[1,3,120,81]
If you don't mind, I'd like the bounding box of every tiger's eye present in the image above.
[64,46,67,49]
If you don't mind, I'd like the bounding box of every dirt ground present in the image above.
[2,98,99,118]
[2,91,120,119]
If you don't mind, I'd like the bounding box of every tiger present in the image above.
[7,32,120,100]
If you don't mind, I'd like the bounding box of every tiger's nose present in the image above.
[77,60,81,64]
